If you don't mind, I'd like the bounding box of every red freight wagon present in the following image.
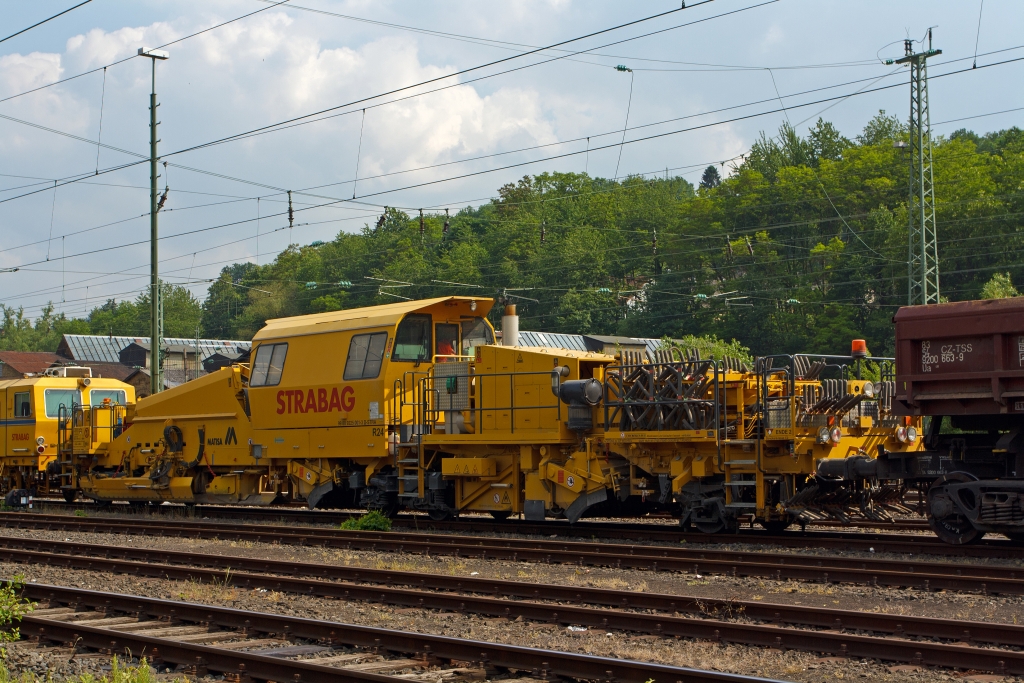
[895,298,1024,416]
[893,299,1024,545]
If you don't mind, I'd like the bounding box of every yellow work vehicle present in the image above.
[66,296,924,531]
[1,366,133,506]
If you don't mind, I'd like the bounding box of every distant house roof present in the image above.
[58,335,251,363]
[0,351,65,375]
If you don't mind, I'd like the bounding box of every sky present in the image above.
[0,0,1021,323]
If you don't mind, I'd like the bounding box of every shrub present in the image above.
[0,575,33,646]
[339,511,392,531]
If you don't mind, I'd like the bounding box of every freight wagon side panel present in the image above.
[894,298,1024,415]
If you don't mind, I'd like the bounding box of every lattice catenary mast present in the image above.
[895,30,941,305]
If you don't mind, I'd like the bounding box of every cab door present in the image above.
[7,389,34,459]
[0,389,6,457]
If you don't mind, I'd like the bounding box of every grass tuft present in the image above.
[339,511,392,531]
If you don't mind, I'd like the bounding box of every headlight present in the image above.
[830,426,842,444]
[862,382,874,398]
[817,427,831,444]
[906,426,918,443]
[36,436,45,445]
[896,426,908,443]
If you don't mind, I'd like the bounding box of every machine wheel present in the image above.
[760,517,793,534]
[927,472,982,545]
[690,498,737,534]
[61,488,77,504]
[427,508,452,522]
[489,511,512,521]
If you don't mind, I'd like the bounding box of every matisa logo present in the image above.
[276,387,355,414]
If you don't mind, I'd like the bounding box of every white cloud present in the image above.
[0,52,62,99]
[65,23,179,70]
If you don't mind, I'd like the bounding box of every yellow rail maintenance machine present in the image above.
[66,296,924,530]
[2,366,133,506]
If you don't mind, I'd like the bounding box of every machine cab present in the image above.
[246,297,495,461]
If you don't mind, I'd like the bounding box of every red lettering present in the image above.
[276,391,286,415]
[306,389,317,413]
[317,388,329,412]
[294,390,305,414]
[328,387,342,412]
[341,386,355,412]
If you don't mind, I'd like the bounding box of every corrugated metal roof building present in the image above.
[518,331,665,356]
[57,335,251,364]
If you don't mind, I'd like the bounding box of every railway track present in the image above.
[2,513,1023,594]
[4,542,1024,674]
[13,582,773,683]
[24,502,1013,559]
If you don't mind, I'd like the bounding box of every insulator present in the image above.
[540,221,546,243]
[287,190,294,228]
[419,209,424,236]
[376,207,387,230]
[443,208,450,234]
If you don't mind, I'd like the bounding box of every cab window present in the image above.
[91,389,126,406]
[43,389,80,418]
[392,315,432,362]
[461,317,494,356]
[250,343,288,386]
[436,324,459,360]
[13,392,30,417]
[344,333,388,380]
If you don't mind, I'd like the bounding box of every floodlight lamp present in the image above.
[138,47,169,60]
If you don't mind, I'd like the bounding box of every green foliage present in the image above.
[3,115,1022,361]
[662,335,752,365]
[980,273,1019,299]
[0,304,88,352]
[699,165,721,190]
[339,511,393,531]
[0,575,33,645]
[0,283,202,352]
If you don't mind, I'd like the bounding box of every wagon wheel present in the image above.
[927,472,982,545]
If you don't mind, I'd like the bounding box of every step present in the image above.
[725,502,757,508]
[724,480,757,486]
[397,459,419,465]
[724,460,756,465]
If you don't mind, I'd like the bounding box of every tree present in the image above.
[699,165,721,190]
[807,118,852,163]
[857,110,906,146]
[980,273,1019,299]
[0,304,89,352]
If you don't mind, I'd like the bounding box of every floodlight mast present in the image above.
[139,47,168,394]
[895,31,941,306]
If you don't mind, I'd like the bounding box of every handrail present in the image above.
[416,368,563,436]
